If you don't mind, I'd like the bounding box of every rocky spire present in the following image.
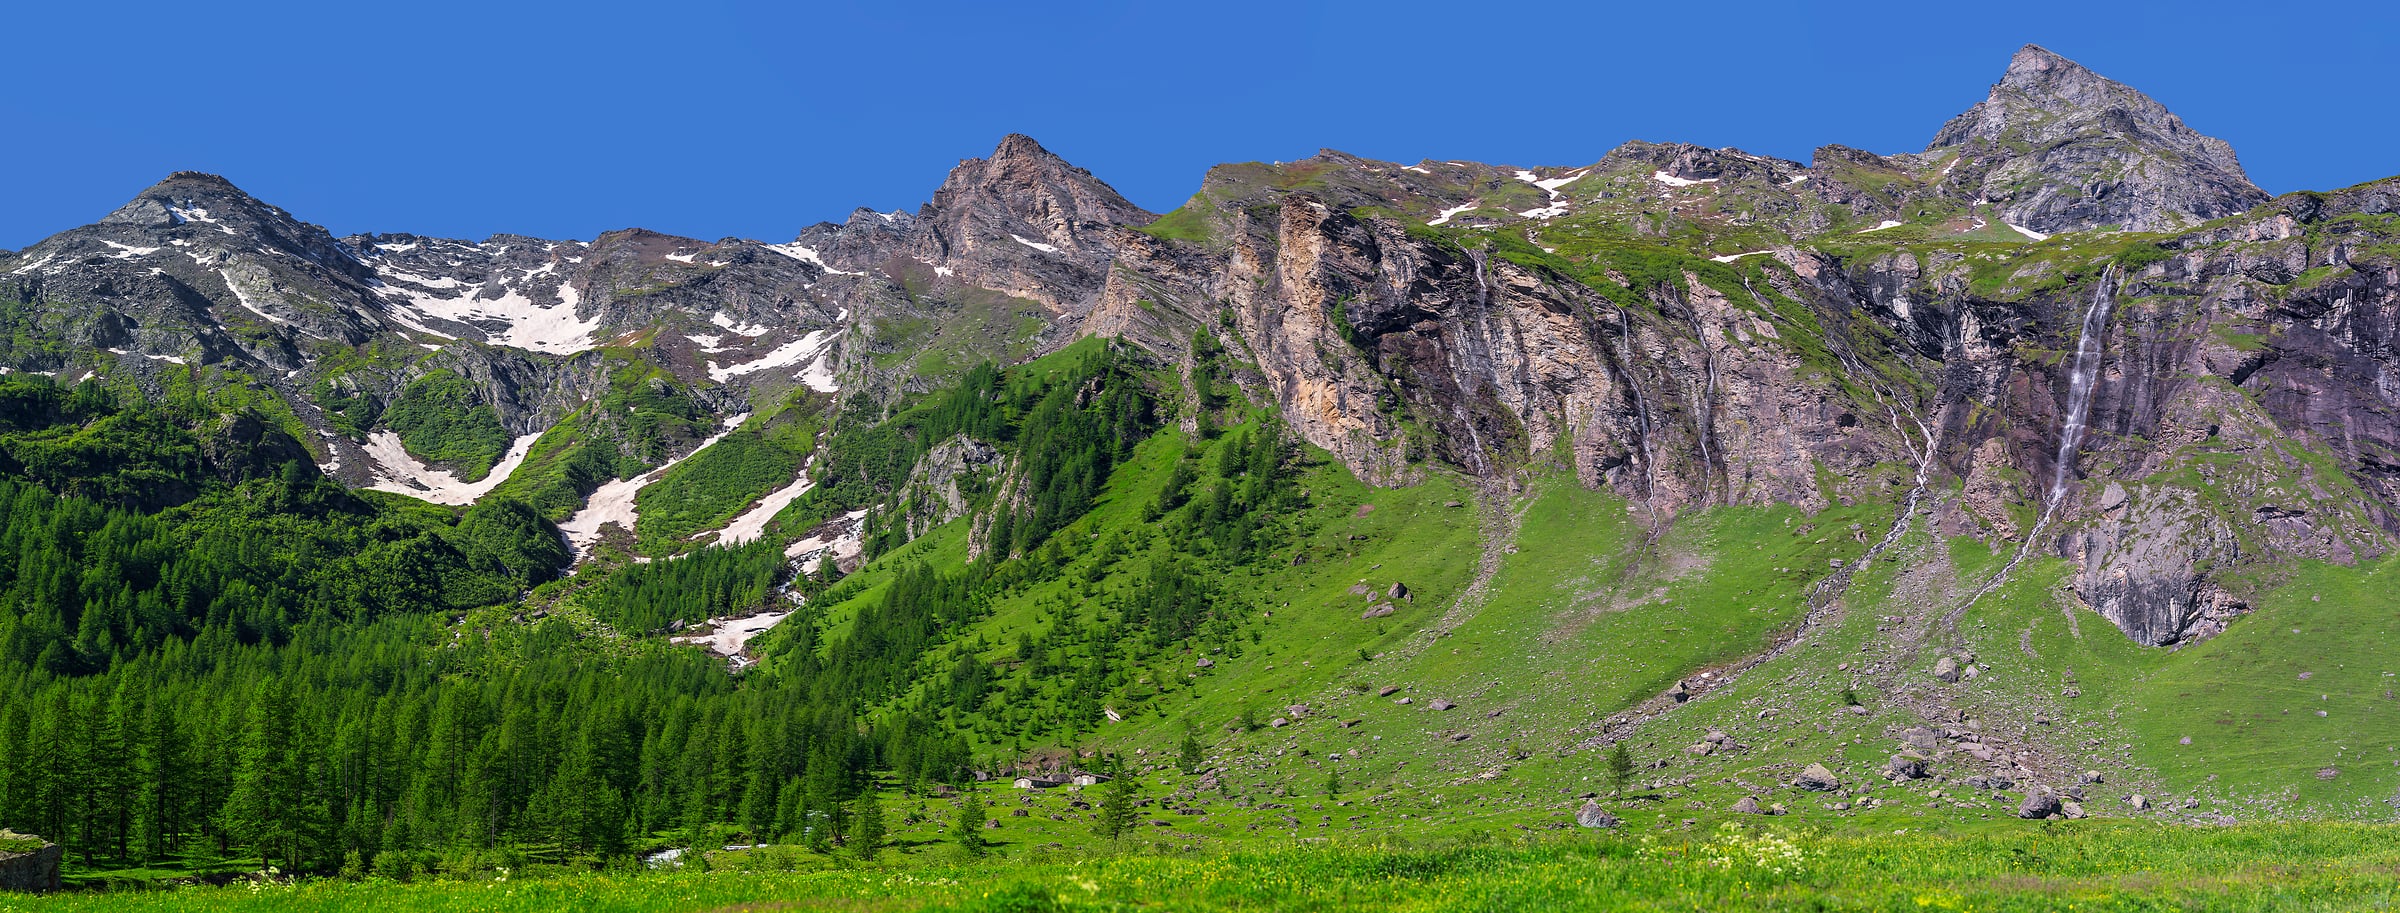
[919,133,1154,257]
[1928,44,2267,233]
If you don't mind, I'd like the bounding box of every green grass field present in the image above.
[15,823,2400,912]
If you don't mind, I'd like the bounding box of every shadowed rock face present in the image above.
[1926,44,2269,234]
[0,834,62,893]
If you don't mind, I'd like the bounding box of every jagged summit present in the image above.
[1927,44,2266,233]
[923,134,1155,244]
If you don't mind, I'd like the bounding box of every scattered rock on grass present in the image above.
[1574,801,1621,829]
[1795,763,1841,791]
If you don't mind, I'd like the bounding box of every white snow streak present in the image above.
[363,430,541,506]
[1428,203,1477,226]
[2005,222,2051,241]
[1858,220,1905,233]
[707,329,836,382]
[1653,171,1718,188]
[1710,251,1773,263]
[373,261,599,354]
[763,242,864,276]
[558,414,749,556]
[1010,234,1061,254]
[784,508,870,566]
[715,470,815,547]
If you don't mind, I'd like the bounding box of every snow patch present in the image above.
[107,347,187,365]
[763,242,864,276]
[1010,233,1061,254]
[363,430,541,506]
[716,470,815,547]
[708,329,836,382]
[710,312,772,337]
[372,262,598,354]
[1652,171,1718,188]
[664,252,698,263]
[1710,251,1773,263]
[1401,165,1432,175]
[1428,203,1477,226]
[169,206,233,233]
[101,240,160,259]
[1785,175,1811,186]
[1858,220,1905,233]
[2005,222,2051,242]
[672,608,793,667]
[558,414,749,556]
[784,508,870,567]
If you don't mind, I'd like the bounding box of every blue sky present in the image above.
[3,1,2391,249]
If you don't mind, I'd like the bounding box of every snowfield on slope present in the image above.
[364,430,542,506]
[559,414,749,555]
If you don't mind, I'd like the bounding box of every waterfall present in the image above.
[2042,264,2116,516]
[1949,265,2116,620]
[1453,252,1494,476]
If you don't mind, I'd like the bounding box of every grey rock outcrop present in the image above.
[1794,763,1841,791]
[1926,44,2268,233]
[0,832,61,893]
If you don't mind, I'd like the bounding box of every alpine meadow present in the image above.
[6,33,2400,912]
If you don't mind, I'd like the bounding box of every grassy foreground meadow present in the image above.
[12,823,2400,912]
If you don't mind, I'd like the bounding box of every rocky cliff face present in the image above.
[1078,50,2396,648]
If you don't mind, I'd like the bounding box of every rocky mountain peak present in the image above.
[1926,44,2266,233]
[922,134,1154,249]
[102,171,287,231]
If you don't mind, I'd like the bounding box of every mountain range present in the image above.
[5,43,2398,856]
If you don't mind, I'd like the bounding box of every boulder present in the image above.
[1429,699,1456,711]
[0,831,61,893]
[1887,754,1930,780]
[1361,603,1396,619]
[1377,685,1402,697]
[2080,770,2105,784]
[1269,717,1289,728]
[1387,582,1411,601]
[2129,794,2151,810]
[1704,730,1729,744]
[2018,791,2062,819]
[1195,656,1214,669]
[1574,801,1621,829]
[1731,796,1765,815]
[1668,681,1691,703]
[2061,801,2087,819]
[1933,657,1961,683]
[1794,762,1842,791]
[1347,583,1375,597]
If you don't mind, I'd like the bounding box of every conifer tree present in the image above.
[851,791,884,860]
[951,792,986,856]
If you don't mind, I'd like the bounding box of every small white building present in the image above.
[1014,776,1066,790]
[1071,772,1112,787]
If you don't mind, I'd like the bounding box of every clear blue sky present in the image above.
[4,1,2391,250]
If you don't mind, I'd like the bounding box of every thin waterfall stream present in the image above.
[1949,264,2117,622]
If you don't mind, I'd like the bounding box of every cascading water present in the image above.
[2043,264,2117,512]
[1951,264,2117,619]
[1453,252,1495,476]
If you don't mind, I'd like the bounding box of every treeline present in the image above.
[0,610,970,874]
